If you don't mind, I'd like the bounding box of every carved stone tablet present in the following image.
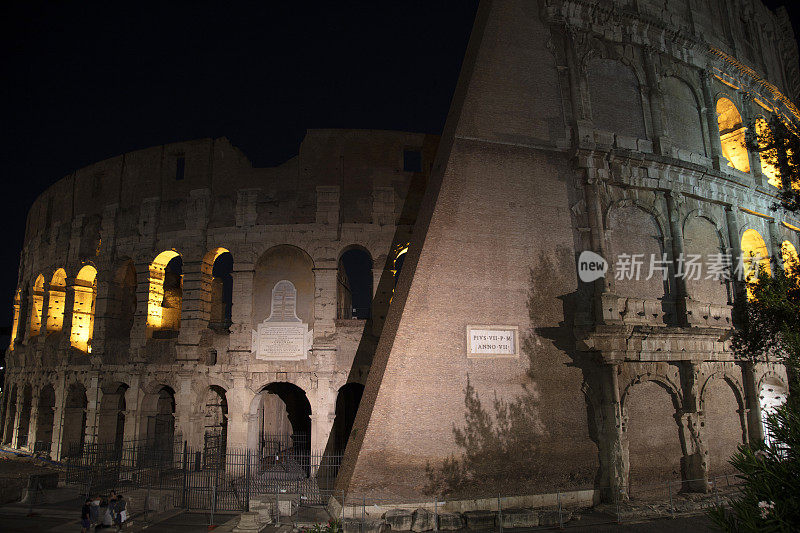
[466,325,519,358]
[253,280,312,360]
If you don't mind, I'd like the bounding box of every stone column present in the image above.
[701,71,727,171]
[50,379,67,460]
[767,220,782,270]
[666,192,690,325]
[175,373,202,448]
[227,376,255,453]
[122,375,142,444]
[725,207,744,303]
[129,261,153,356]
[10,386,22,449]
[229,265,254,355]
[27,401,39,451]
[740,93,762,186]
[741,361,764,442]
[597,363,626,501]
[83,372,101,447]
[89,270,114,357]
[309,377,335,465]
[678,362,709,491]
[313,265,338,339]
[642,48,668,155]
[59,278,77,352]
[177,259,204,362]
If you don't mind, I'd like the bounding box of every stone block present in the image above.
[343,518,388,533]
[411,508,435,532]
[384,508,414,530]
[463,510,495,529]
[500,509,538,529]
[437,512,464,531]
[538,509,572,527]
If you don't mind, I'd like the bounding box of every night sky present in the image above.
[1,1,799,329]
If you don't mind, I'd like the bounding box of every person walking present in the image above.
[81,498,92,533]
[89,495,101,528]
[113,494,127,531]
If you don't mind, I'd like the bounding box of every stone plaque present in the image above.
[466,325,519,358]
[253,280,312,360]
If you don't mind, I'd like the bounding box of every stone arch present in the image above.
[147,250,182,337]
[140,385,177,452]
[3,384,18,445]
[682,212,730,304]
[203,247,233,331]
[330,382,365,453]
[16,383,33,449]
[105,258,137,361]
[741,229,771,299]
[62,382,88,457]
[34,384,56,454]
[70,264,97,352]
[248,382,312,457]
[202,385,228,464]
[781,240,799,273]
[97,382,129,450]
[757,373,788,446]
[29,274,45,337]
[621,375,684,488]
[663,76,706,154]
[587,57,647,138]
[253,245,315,327]
[46,268,67,334]
[754,116,780,187]
[699,372,746,475]
[337,245,373,319]
[716,96,750,172]
[604,201,668,300]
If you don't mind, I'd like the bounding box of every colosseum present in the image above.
[2,0,800,507]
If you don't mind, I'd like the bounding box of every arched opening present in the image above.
[29,275,45,337]
[16,384,32,449]
[10,289,21,350]
[607,206,667,302]
[337,248,373,319]
[624,381,682,490]
[663,77,706,155]
[46,269,67,334]
[741,229,771,300]
[249,383,312,460]
[147,251,182,338]
[759,377,788,447]
[755,117,780,187]
[717,98,750,172]
[97,383,128,453]
[702,378,744,476]
[3,385,17,445]
[141,386,177,464]
[203,386,228,467]
[34,385,56,454]
[106,260,137,360]
[331,383,364,453]
[781,241,799,274]
[683,216,729,304]
[587,58,647,138]
[205,248,233,331]
[70,265,97,352]
[62,383,88,458]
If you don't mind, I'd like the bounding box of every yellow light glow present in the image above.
[755,118,781,187]
[741,229,771,300]
[717,98,750,173]
[9,290,20,350]
[46,269,67,333]
[147,250,181,333]
[781,241,799,274]
[29,274,44,337]
[70,265,97,352]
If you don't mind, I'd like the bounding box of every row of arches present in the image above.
[10,243,395,353]
[1,378,364,463]
[586,57,781,185]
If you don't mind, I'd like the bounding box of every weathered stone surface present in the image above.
[500,509,538,529]
[437,512,465,531]
[384,508,414,531]
[538,509,572,527]
[343,518,388,533]
[463,511,495,530]
[411,508,435,532]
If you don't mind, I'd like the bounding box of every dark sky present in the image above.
[1,1,799,329]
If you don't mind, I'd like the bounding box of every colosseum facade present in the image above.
[3,0,800,505]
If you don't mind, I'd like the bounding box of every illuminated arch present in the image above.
[782,241,799,273]
[10,290,20,350]
[29,275,45,337]
[45,269,67,333]
[717,98,750,173]
[202,247,233,330]
[70,265,97,352]
[741,229,771,300]
[147,250,182,335]
[755,117,780,187]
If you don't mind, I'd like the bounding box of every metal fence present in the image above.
[63,433,342,514]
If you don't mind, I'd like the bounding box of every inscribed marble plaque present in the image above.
[466,325,519,358]
[253,280,312,360]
